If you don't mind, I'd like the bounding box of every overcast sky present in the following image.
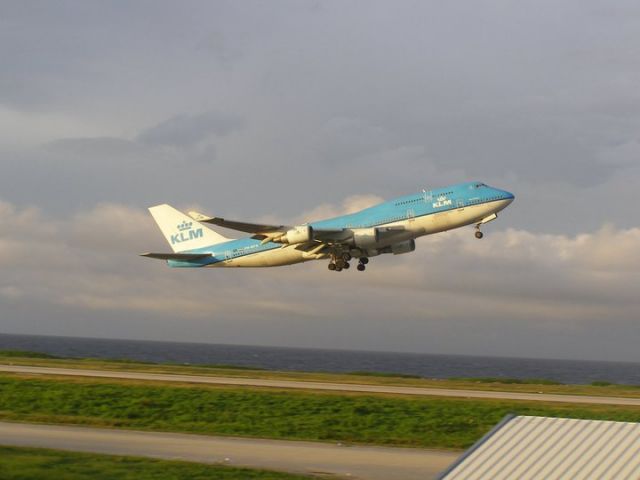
[1,0,639,361]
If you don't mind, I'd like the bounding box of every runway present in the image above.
[2,364,640,406]
[0,422,458,480]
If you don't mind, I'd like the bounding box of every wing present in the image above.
[190,210,350,244]
[140,252,212,260]
[189,211,289,236]
[188,210,405,247]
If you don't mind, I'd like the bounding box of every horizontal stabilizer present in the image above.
[140,252,212,261]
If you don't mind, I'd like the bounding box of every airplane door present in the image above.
[406,209,415,221]
[456,199,465,211]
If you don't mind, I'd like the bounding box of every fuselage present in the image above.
[166,181,514,268]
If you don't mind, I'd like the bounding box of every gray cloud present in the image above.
[138,111,245,147]
[46,137,146,157]
[0,1,639,361]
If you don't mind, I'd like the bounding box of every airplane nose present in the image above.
[493,188,514,206]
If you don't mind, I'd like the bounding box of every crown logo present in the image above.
[177,221,192,232]
[437,195,447,201]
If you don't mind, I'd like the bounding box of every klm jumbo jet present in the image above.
[142,181,514,272]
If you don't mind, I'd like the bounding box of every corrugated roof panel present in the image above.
[549,420,609,479]
[565,420,631,479]
[607,428,640,479]
[582,422,638,479]
[450,416,534,479]
[440,416,640,480]
[480,416,546,479]
[625,458,640,480]
[533,419,602,478]
[500,417,574,478]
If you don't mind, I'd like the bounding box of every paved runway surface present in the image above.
[0,422,458,480]
[2,364,640,406]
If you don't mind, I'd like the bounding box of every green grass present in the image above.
[2,374,640,450]
[0,446,313,479]
[591,381,613,387]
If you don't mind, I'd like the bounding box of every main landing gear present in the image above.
[328,252,350,272]
[357,257,369,271]
[328,253,369,272]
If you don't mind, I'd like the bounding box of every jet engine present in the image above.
[352,228,380,249]
[380,239,415,255]
[277,225,313,244]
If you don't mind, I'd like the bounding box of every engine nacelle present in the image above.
[280,225,313,244]
[382,239,415,255]
[352,228,380,249]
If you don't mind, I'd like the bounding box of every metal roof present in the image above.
[439,415,640,480]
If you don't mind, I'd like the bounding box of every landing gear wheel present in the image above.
[342,253,352,262]
[335,259,346,269]
[342,262,350,270]
[475,231,484,239]
[357,264,366,272]
[359,257,369,265]
[335,267,343,272]
[328,263,336,271]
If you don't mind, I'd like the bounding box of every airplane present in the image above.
[142,181,514,272]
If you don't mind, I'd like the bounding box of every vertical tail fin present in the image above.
[148,204,231,253]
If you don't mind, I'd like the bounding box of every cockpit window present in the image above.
[474,183,486,188]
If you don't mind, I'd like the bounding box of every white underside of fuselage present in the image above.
[208,199,512,268]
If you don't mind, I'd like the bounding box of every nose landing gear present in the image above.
[474,213,497,239]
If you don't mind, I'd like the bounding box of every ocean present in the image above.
[0,333,639,385]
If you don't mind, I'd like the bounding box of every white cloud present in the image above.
[0,197,639,359]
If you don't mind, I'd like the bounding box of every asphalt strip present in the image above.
[0,421,459,480]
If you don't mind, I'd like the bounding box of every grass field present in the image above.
[2,374,640,449]
[1,350,640,398]
[0,446,314,479]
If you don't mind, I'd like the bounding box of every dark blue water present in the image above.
[1,333,639,385]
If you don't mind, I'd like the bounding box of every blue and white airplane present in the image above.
[142,181,514,272]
